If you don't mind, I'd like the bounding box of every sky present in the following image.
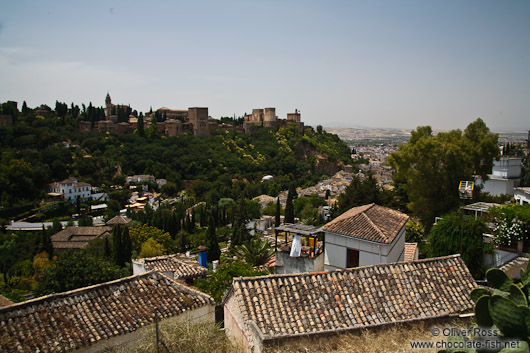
[0,0,529,131]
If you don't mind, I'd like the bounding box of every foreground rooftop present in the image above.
[0,271,213,353]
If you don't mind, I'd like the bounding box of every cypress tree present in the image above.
[122,227,132,264]
[137,115,145,137]
[275,197,281,227]
[206,212,221,262]
[112,225,123,266]
[232,197,250,246]
[284,184,296,223]
[104,236,111,259]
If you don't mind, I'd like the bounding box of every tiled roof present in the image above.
[0,271,214,353]
[225,255,475,340]
[321,203,409,243]
[140,254,207,279]
[106,215,132,225]
[404,242,418,262]
[51,226,112,250]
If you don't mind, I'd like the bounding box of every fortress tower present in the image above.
[263,107,277,128]
[188,107,210,136]
[105,93,112,120]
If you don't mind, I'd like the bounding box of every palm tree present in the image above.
[232,238,274,267]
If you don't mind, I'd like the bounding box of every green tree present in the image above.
[112,225,123,267]
[193,262,266,303]
[206,211,220,262]
[232,197,251,246]
[275,197,281,227]
[139,238,165,258]
[337,173,383,213]
[129,224,173,254]
[284,184,296,223]
[104,236,111,259]
[429,212,488,278]
[231,238,274,267]
[137,115,145,137]
[37,251,128,295]
[388,120,499,232]
[122,226,132,264]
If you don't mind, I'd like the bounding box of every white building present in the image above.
[48,178,91,203]
[322,203,409,270]
[515,187,530,205]
[126,174,155,183]
[479,157,522,196]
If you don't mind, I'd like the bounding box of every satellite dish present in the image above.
[458,181,474,200]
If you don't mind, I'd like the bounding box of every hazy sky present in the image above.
[1,0,529,131]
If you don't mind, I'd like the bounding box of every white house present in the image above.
[478,157,522,196]
[322,203,409,270]
[48,178,92,203]
[515,187,530,205]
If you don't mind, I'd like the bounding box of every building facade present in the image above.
[48,178,92,203]
[322,203,408,270]
[479,157,523,196]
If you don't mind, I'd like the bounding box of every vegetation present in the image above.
[104,321,234,353]
[129,224,174,256]
[490,204,530,247]
[36,250,129,295]
[388,118,500,232]
[0,100,353,213]
[429,212,490,278]
[231,238,275,267]
[194,261,267,303]
[467,263,530,352]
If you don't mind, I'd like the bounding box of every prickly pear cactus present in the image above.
[465,260,530,353]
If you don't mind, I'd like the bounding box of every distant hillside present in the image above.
[328,127,529,145]
[0,110,353,206]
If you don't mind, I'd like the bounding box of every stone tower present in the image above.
[188,107,210,136]
[105,93,112,120]
[263,107,277,128]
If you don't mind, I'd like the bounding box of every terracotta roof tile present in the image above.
[140,254,207,279]
[322,204,409,243]
[51,226,112,250]
[0,272,213,353]
[106,215,132,225]
[225,255,476,340]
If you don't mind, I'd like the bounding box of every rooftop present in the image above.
[275,223,322,236]
[0,271,213,353]
[404,242,418,262]
[106,215,132,225]
[225,255,476,340]
[321,203,409,243]
[51,226,112,250]
[136,254,207,279]
[460,202,500,213]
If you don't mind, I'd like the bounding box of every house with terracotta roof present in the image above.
[0,271,215,353]
[322,203,409,270]
[223,255,476,353]
[51,226,112,252]
[48,177,92,204]
[132,254,207,283]
[106,215,132,226]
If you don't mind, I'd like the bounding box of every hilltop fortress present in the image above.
[243,108,304,134]
[79,94,303,137]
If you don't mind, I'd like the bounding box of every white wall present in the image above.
[324,226,405,271]
[482,178,520,196]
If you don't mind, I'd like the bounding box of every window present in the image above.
[346,248,359,268]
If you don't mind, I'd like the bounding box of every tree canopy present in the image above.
[388,119,499,231]
[428,212,489,278]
